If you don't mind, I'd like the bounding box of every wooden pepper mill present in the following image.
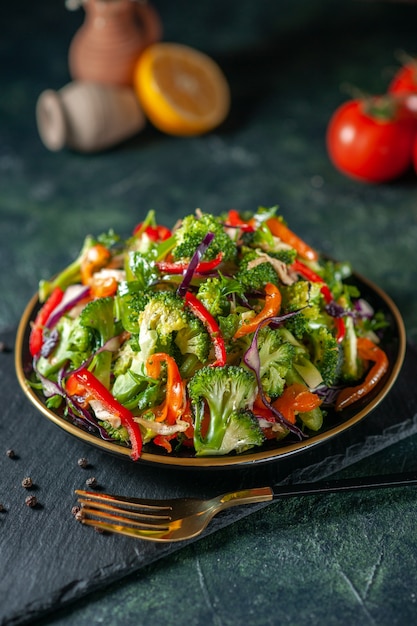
[36,81,146,152]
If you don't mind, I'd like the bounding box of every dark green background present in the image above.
[2,1,417,624]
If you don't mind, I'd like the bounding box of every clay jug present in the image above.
[68,0,162,87]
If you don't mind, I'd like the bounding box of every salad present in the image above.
[27,207,389,460]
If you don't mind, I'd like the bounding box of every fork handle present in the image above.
[222,470,417,509]
[270,470,417,500]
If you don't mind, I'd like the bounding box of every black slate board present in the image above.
[1,326,417,626]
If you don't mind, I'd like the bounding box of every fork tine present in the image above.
[76,490,174,530]
[75,489,173,512]
[77,497,171,522]
[79,504,171,531]
[81,517,171,540]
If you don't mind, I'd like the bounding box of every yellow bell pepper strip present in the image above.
[335,337,389,411]
[65,368,143,460]
[156,252,223,275]
[272,383,323,425]
[29,286,64,356]
[184,292,227,367]
[291,259,346,343]
[233,283,282,339]
[145,353,186,424]
[266,216,319,262]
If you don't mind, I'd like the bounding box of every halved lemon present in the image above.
[134,42,231,136]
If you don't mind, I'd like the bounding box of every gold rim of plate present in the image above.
[15,272,406,468]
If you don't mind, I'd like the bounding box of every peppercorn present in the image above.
[25,495,37,508]
[6,449,16,459]
[77,457,89,469]
[21,477,33,489]
[71,505,81,517]
[86,477,98,488]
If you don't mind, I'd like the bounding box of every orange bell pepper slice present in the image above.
[335,337,389,411]
[80,244,111,286]
[266,216,318,262]
[234,283,282,339]
[272,383,323,424]
[145,353,186,424]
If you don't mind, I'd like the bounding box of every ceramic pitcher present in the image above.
[68,0,162,86]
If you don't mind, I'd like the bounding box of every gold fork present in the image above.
[75,470,417,542]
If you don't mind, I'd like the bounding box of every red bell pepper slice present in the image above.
[156,252,223,275]
[133,222,172,242]
[145,353,186,425]
[184,292,227,367]
[29,286,64,356]
[335,337,389,412]
[291,259,346,343]
[66,368,143,460]
[234,283,282,339]
[225,209,255,232]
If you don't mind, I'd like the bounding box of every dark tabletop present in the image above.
[2,1,417,625]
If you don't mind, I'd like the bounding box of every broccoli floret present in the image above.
[115,280,151,333]
[274,328,324,390]
[36,315,93,379]
[281,280,324,339]
[242,227,297,266]
[257,327,296,399]
[173,212,236,262]
[305,326,341,387]
[196,276,236,318]
[280,281,342,386]
[137,291,189,362]
[236,250,281,292]
[218,313,241,343]
[188,365,260,456]
[217,409,265,455]
[175,314,210,367]
[38,235,96,302]
[79,296,117,388]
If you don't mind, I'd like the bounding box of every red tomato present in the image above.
[326,98,416,183]
[388,62,417,95]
